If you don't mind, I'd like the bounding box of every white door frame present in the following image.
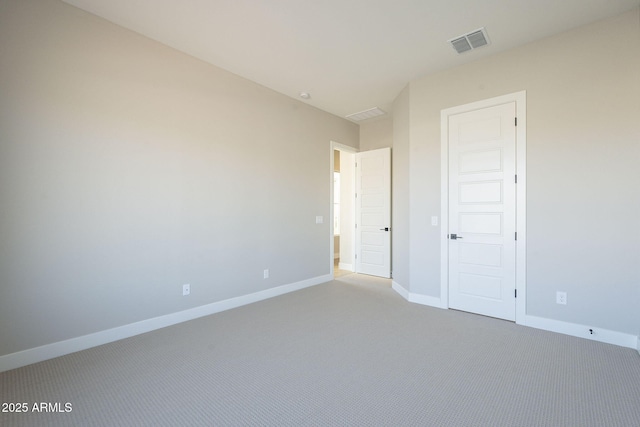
[440,91,527,322]
[330,141,357,278]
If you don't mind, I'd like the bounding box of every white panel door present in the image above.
[356,147,391,278]
[448,103,516,320]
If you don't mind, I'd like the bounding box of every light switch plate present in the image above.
[431,216,438,226]
[316,216,323,224]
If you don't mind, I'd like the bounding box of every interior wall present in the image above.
[0,0,358,357]
[359,117,393,151]
[391,86,410,287]
[405,9,640,335]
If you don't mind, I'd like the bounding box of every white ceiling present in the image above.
[62,0,639,121]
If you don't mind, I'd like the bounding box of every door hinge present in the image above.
[515,289,517,298]
[515,117,517,126]
[515,232,518,240]
[355,223,358,229]
[515,174,517,184]
[355,254,358,259]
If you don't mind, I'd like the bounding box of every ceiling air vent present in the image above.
[346,107,386,122]
[449,27,490,54]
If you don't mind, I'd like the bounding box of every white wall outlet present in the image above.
[263,269,269,279]
[431,216,438,226]
[556,291,567,305]
[182,284,190,296]
[315,216,324,224]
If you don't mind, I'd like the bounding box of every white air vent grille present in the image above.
[346,107,386,122]
[449,27,490,54]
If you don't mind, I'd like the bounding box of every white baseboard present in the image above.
[391,282,638,350]
[408,293,446,308]
[392,281,410,300]
[0,274,331,373]
[520,315,638,350]
[338,262,353,271]
[392,281,446,309]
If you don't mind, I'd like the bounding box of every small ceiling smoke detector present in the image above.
[345,107,386,122]
[299,92,311,100]
[449,27,490,54]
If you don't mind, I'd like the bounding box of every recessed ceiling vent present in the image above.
[346,107,386,122]
[449,27,490,54]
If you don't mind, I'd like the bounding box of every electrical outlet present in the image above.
[556,291,567,305]
[182,284,190,296]
[263,269,269,279]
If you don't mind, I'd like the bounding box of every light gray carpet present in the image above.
[2,274,640,426]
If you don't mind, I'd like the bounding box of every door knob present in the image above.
[380,227,389,231]
[450,233,463,240]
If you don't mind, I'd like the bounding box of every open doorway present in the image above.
[330,142,356,278]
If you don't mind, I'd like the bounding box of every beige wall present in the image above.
[396,9,640,335]
[360,117,393,151]
[0,0,358,357]
[391,86,410,287]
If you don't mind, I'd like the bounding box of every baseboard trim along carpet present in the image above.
[338,262,353,271]
[392,281,638,350]
[0,274,332,373]
[392,281,446,309]
[520,314,638,350]
[391,281,410,300]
